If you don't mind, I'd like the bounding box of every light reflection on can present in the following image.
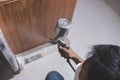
[56,18,71,39]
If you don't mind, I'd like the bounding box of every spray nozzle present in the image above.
[57,39,69,49]
[49,38,69,49]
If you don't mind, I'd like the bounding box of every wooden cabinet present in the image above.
[0,0,77,54]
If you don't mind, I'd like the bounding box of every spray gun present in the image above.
[50,18,75,72]
[57,39,75,72]
[50,38,75,72]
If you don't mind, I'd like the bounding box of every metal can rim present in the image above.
[58,18,71,29]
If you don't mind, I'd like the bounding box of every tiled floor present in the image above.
[11,0,120,80]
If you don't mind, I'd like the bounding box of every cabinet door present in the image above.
[0,0,77,54]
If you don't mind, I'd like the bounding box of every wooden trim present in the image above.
[0,0,18,6]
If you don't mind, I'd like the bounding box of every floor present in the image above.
[68,0,120,59]
[11,0,120,80]
[12,45,75,80]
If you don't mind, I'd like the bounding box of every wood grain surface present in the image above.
[0,0,77,54]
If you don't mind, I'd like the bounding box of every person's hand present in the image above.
[58,45,84,64]
[58,45,78,59]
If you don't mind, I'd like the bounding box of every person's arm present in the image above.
[58,46,84,64]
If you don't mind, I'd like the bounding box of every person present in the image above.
[45,45,120,80]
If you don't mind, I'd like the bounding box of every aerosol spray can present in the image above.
[55,18,71,39]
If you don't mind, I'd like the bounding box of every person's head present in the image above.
[79,45,120,80]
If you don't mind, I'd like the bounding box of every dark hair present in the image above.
[87,45,120,80]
